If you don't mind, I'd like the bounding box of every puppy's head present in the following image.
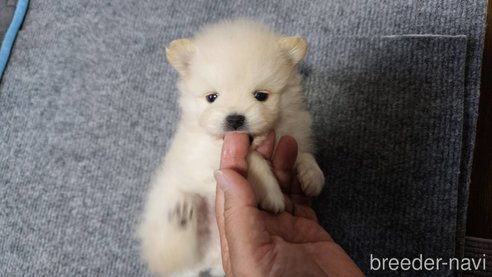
[166,19,307,137]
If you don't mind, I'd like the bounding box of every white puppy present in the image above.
[138,19,325,277]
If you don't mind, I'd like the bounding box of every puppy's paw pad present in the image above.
[167,198,195,229]
[297,161,325,197]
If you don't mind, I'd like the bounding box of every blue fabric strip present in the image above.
[0,0,29,80]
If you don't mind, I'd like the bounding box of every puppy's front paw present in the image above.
[139,191,200,275]
[257,180,285,214]
[250,134,268,150]
[167,197,195,229]
[296,153,325,196]
[247,151,285,213]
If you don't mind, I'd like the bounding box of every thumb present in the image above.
[214,169,272,269]
[215,169,257,209]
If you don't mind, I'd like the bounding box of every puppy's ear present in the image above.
[278,36,308,65]
[165,39,195,75]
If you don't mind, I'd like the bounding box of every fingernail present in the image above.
[214,170,228,190]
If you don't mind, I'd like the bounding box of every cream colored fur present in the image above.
[138,19,325,277]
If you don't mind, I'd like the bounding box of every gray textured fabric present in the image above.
[0,1,487,276]
[311,35,467,276]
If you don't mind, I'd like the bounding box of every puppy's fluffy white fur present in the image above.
[138,19,325,277]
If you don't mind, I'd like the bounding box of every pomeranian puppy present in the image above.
[138,19,325,277]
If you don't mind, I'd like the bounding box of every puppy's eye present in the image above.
[253,91,268,102]
[206,93,218,103]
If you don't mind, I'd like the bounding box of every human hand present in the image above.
[214,132,364,277]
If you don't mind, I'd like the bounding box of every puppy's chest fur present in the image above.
[167,125,280,199]
[163,128,224,198]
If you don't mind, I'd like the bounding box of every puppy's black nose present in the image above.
[225,114,246,130]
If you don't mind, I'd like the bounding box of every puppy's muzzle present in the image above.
[225,114,246,131]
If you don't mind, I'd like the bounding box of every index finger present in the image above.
[272,135,298,193]
[256,131,275,159]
